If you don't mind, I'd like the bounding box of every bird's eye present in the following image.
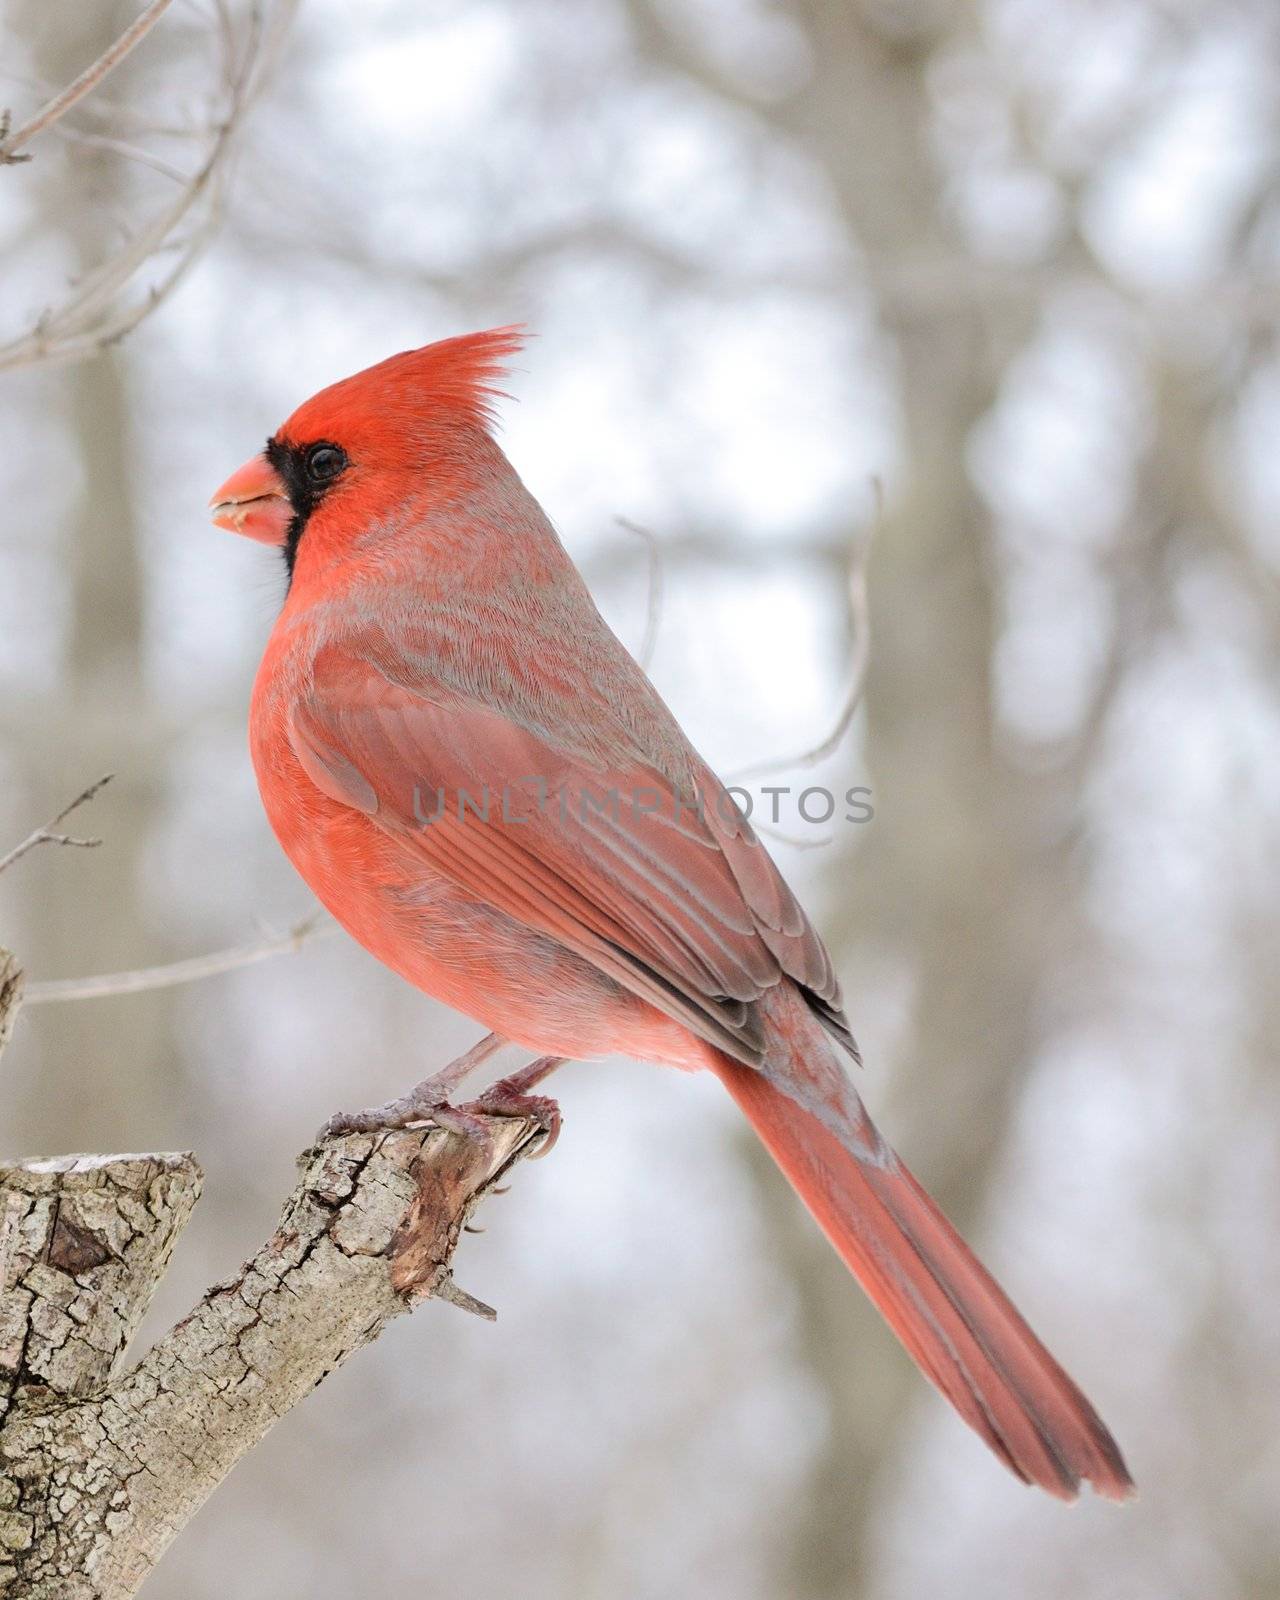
[304,444,347,485]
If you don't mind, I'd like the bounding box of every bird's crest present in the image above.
[280,326,526,445]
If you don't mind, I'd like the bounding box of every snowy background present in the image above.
[3,2,1279,1596]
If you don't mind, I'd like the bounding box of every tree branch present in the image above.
[0,1,299,374]
[21,912,337,1007]
[616,517,665,671]
[0,1115,546,1597]
[0,0,177,166]
[728,489,877,783]
[0,775,113,878]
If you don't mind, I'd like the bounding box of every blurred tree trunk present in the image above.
[15,2,180,1150]
[618,6,1057,1583]
[727,4,1071,1593]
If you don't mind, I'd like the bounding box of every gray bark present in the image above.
[0,1116,544,1598]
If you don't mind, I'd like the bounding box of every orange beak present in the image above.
[209,453,293,545]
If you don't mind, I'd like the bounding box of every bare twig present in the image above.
[753,819,835,853]
[22,910,336,1005]
[434,1275,498,1320]
[0,1,299,373]
[0,0,177,165]
[8,175,225,370]
[728,482,880,782]
[48,123,192,185]
[617,516,665,671]
[0,773,113,876]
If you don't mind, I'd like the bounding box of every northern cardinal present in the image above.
[211,328,1132,1500]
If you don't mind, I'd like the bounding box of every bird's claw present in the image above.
[318,1095,499,1170]
[429,1102,501,1168]
[317,1090,449,1143]
[318,1056,563,1157]
[466,1084,562,1159]
[317,1089,559,1164]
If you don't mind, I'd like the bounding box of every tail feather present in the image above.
[712,1050,1133,1501]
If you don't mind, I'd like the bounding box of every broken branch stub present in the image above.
[0,1115,543,1598]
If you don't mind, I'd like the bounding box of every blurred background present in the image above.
[2,0,1278,1595]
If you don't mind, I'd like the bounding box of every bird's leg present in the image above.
[318,1032,507,1140]
[459,1054,565,1159]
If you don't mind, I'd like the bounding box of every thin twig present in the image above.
[434,1276,498,1320]
[0,0,299,373]
[0,774,113,877]
[0,120,224,374]
[753,819,834,852]
[8,172,227,371]
[49,124,192,185]
[617,517,665,671]
[0,0,177,165]
[728,480,880,783]
[22,912,336,1005]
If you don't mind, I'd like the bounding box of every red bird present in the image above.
[212,328,1132,1500]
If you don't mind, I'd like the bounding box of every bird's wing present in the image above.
[290,640,852,1067]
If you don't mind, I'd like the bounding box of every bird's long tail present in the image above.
[709,1014,1133,1501]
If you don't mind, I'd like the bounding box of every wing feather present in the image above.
[290,641,854,1066]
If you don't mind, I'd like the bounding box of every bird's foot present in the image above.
[318,1091,506,1175]
[317,1033,509,1142]
[317,1050,564,1161]
[318,1082,453,1142]
[464,1062,563,1159]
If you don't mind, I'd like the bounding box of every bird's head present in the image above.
[209,326,525,577]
